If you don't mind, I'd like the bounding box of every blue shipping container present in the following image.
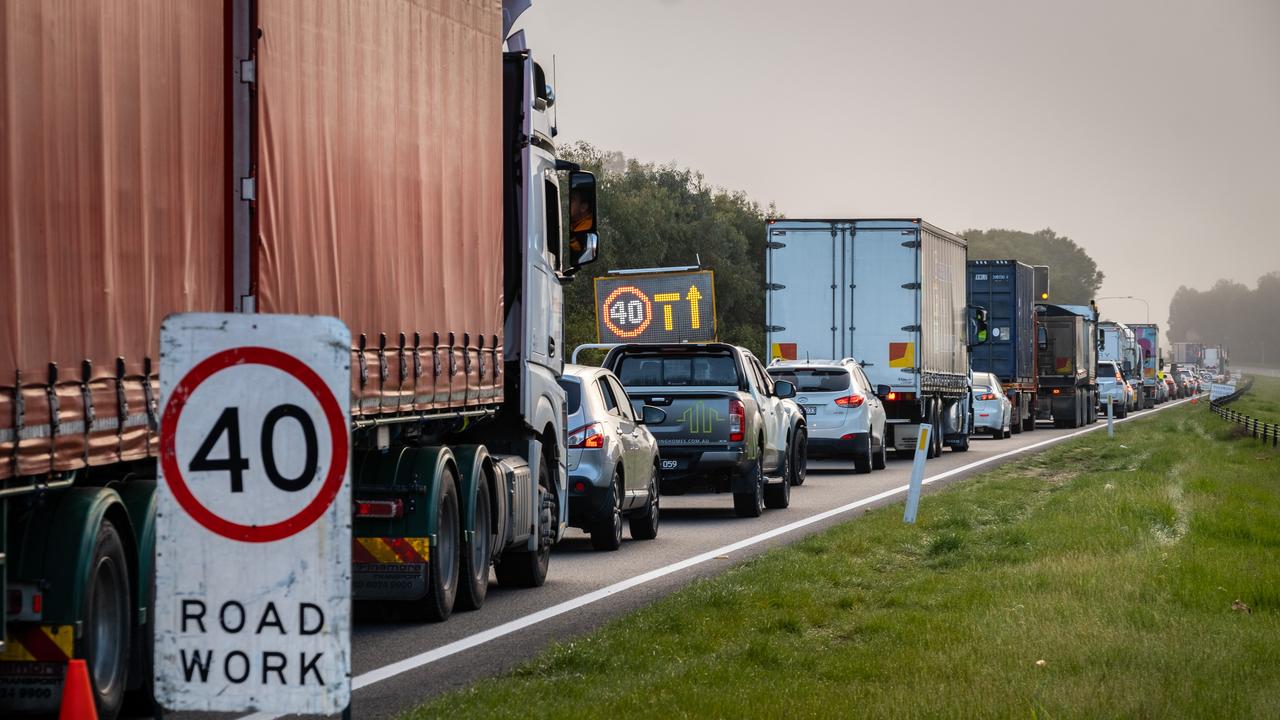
[967,259,1036,384]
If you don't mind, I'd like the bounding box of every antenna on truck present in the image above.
[553,55,559,135]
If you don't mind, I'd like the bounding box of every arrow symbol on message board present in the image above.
[688,286,703,330]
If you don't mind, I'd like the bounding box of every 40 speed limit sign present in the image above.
[155,314,352,714]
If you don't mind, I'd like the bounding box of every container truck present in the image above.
[1099,321,1143,412]
[0,1,598,716]
[1035,304,1099,428]
[1172,342,1204,367]
[967,260,1039,433]
[765,219,988,458]
[1129,324,1162,408]
[1203,346,1224,372]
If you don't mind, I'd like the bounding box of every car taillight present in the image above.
[568,422,605,449]
[834,394,865,408]
[729,399,745,442]
[355,499,404,519]
[974,393,997,401]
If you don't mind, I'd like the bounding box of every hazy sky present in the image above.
[519,0,1280,329]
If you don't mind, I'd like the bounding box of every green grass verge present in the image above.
[404,398,1280,719]
[1229,375,1280,424]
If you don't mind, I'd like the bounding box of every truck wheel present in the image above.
[414,466,460,622]
[80,518,131,720]
[733,451,765,518]
[1010,401,1023,435]
[495,456,553,588]
[926,402,941,459]
[455,475,492,612]
[629,469,660,540]
[590,470,624,551]
[789,429,808,486]
[764,454,791,510]
[1023,401,1037,432]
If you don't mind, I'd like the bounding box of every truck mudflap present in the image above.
[352,537,431,600]
[0,625,73,714]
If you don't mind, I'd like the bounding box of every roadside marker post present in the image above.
[1107,396,1114,438]
[903,424,930,524]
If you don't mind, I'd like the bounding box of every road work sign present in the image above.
[155,314,352,714]
[594,270,717,343]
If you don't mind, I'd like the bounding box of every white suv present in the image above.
[767,359,888,474]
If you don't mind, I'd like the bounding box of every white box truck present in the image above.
[765,219,987,458]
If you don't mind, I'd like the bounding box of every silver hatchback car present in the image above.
[558,365,665,551]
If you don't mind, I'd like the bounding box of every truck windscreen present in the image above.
[616,355,739,387]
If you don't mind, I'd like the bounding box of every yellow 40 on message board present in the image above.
[593,269,718,344]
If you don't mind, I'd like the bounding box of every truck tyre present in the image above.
[590,470,624,551]
[1023,400,1037,432]
[733,451,765,518]
[80,518,131,720]
[414,466,460,622]
[764,450,791,510]
[455,476,492,612]
[789,429,808,486]
[872,433,887,470]
[629,469,660,540]
[495,456,553,588]
[1010,399,1023,434]
[927,402,942,459]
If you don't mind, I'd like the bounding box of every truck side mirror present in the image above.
[564,171,599,275]
[1037,326,1048,350]
[967,305,989,348]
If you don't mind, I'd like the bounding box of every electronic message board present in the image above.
[594,270,717,343]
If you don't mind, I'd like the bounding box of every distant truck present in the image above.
[1036,304,1099,428]
[765,219,987,458]
[967,260,1039,433]
[1129,324,1162,408]
[1203,346,1224,372]
[1099,321,1144,411]
[1172,342,1204,367]
[602,344,806,517]
[0,1,598,715]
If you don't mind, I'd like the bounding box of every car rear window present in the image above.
[558,378,582,414]
[615,355,739,387]
[767,368,850,392]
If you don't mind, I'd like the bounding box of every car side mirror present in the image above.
[564,170,599,275]
[773,379,796,399]
[639,405,666,426]
[876,384,892,397]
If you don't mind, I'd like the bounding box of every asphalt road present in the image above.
[211,398,1191,720]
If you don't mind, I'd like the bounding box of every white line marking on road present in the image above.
[240,396,1195,718]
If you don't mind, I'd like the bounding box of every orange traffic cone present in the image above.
[59,659,97,720]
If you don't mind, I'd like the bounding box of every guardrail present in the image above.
[1208,377,1279,447]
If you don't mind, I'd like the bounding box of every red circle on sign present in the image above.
[601,285,653,339]
[159,347,348,543]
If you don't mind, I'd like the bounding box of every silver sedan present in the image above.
[558,365,665,551]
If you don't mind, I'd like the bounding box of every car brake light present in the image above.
[974,393,997,401]
[886,392,897,401]
[729,399,745,442]
[355,499,404,519]
[568,422,605,449]
[834,394,865,408]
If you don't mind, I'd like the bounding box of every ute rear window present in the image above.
[616,355,739,387]
[767,368,850,392]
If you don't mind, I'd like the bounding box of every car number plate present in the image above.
[660,459,678,470]
[803,405,820,415]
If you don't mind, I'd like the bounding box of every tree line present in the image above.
[1168,275,1280,366]
[562,144,1106,360]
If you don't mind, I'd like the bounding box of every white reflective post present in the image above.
[1107,395,1114,438]
[904,424,930,524]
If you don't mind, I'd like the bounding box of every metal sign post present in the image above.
[903,424,930,524]
[155,313,352,715]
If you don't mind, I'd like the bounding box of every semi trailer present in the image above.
[765,219,987,458]
[967,260,1039,433]
[0,1,597,717]
[1036,304,1099,428]
[1129,324,1162,408]
[1099,321,1143,412]
[1172,342,1204,367]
